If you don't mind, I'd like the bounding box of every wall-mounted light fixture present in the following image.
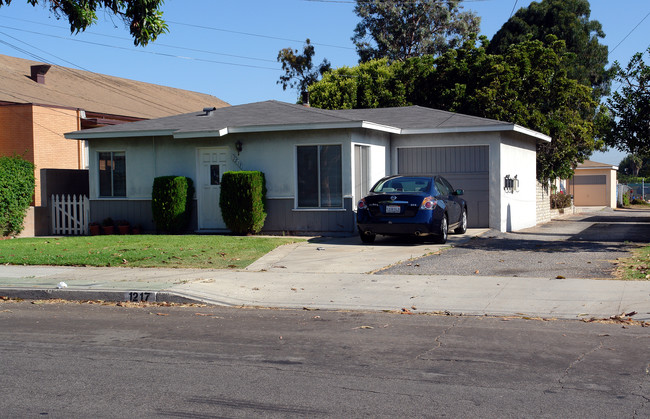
[504,174,519,193]
[235,140,243,155]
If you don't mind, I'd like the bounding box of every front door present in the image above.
[197,147,229,230]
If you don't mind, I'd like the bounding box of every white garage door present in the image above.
[398,146,489,227]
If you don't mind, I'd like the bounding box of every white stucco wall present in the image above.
[88,129,363,204]
[350,129,390,191]
[499,133,538,231]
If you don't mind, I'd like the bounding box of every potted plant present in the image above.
[88,222,100,236]
[131,224,142,235]
[117,220,130,235]
[102,217,115,235]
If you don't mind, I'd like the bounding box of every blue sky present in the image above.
[1,0,648,165]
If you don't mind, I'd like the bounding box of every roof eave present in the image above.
[400,124,551,142]
[64,129,176,140]
[173,121,374,139]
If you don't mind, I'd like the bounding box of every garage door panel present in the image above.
[440,172,489,228]
[398,146,489,227]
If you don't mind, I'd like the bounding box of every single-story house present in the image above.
[65,100,551,234]
[0,53,228,236]
[567,160,618,208]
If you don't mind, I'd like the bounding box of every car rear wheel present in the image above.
[359,231,376,244]
[454,208,467,234]
[435,216,448,244]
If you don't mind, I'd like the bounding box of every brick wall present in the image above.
[32,106,82,206]
[0,104,35,163]
[536,180,551,225]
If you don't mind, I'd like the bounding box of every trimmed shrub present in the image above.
[0,155,35,236]
[151,176,194,233]
[550,192,572,209]
[219,171,267,234]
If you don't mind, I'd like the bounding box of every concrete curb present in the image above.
[0,287,199,305]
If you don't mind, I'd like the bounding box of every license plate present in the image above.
[385,205,401,214]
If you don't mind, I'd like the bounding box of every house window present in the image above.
[297,145,342,208]
[98,151,126,197]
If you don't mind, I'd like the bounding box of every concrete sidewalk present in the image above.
[0,266,648,320]
[1,220,649,321]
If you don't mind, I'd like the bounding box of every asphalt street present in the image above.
[1,302,648,418]
[380,208,650,279]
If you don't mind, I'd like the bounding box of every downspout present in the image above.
[76,109,82,169]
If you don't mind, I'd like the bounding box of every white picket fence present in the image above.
[51,194,90,235]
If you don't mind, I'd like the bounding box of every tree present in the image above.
[603,49,650,156]
[487,0,611,99]
[277,39,331,103]
[618,154,647,177]
[352,0,480,62]
[311,36,603,181]
[0,0,167,46]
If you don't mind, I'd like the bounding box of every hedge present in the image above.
[151,176,194,233]
[0,155,35,236]
[219,171,267,234]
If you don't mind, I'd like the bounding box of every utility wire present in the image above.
[0,16,278,64]
[166,20,354,50]
[0,32,189,117]
[0,24,280,70]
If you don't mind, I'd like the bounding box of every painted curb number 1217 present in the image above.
[127,292,152,302]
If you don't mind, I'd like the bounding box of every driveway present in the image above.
[380,207,650,279]
[246,228,488,274]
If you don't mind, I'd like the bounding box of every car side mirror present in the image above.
[453,189,464,196]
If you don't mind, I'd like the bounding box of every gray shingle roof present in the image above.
[65,100,550,142]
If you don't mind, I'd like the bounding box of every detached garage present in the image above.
[568,160,618,208]
[66,101,551,234]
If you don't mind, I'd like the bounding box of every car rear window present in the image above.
[372,178,431,193]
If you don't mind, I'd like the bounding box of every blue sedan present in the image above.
[356,175,467,244]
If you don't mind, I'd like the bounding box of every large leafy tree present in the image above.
[618,154,649,178]
[603,49,650,156]
[487,0,611,99]
[352,0,480,62]
[311,36,603,181]
[277,39,331,103]
[0,0,167,46]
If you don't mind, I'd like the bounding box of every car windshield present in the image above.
[372,177,431,193]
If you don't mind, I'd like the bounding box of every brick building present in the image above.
[0,54,228,236]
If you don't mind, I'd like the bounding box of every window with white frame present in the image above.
[98,151,126,197]
[297,145,342,208]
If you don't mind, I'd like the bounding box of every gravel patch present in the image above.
[377,208,650,279]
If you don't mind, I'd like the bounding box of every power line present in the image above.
[0,32,187,117]
[0,24,281,71]
[609,10,650,56]
[166,20,354,50]
[508,0,519,18]
[0,16,278,64]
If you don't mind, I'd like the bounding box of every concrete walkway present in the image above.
[1,219,649,321]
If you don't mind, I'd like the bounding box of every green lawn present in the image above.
[0,235,303,269]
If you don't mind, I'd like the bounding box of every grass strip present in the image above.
[0,235,303,269]
[616,245,650,280]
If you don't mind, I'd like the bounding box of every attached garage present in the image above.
[397,146,489,227]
